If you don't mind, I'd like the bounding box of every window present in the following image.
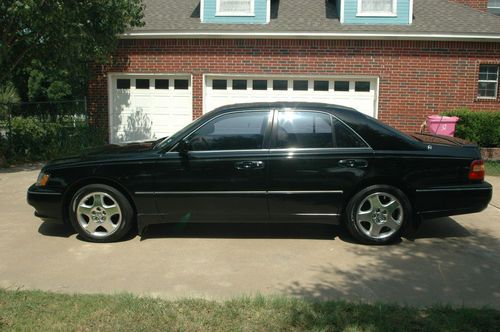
[213,79,228,90]
[155,79,169,90]
[478,64,499,99]
[332,118,367,148]
[275,112,334,149]
[136,79,150,89]
[355,81,371,92]
[232,80,247,90]
[489,0,500,15]
[116,79,130,89]
[217,0,254,16]
[334,81,349,92]
[358,0,396,16]
[293,80,308,91]
[253,80,267,90]
[314,81,329,91]
[273,80,288,91]
[187,111,270,151]
[174,79,189,90]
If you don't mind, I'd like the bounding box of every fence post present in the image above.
[7,106,12,159]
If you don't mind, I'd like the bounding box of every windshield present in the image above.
[154,113,210,150]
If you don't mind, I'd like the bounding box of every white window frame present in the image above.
[216,0,255,17]
[477,64,499,99]
[357,0,397,17]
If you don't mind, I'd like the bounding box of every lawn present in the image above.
[486,161,500,177]
[0,289,499,331]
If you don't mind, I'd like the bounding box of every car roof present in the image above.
[211,101,358,115]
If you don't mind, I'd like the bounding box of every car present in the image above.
[27,102,492,244]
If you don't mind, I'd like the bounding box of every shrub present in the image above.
[1,116,106,163]
[441,109,500,147]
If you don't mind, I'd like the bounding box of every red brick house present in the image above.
[88,0,500,143]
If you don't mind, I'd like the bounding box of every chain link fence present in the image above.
[0,99,106,165]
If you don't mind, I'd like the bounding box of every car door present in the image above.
[153,109,272,222]
[267,108,373,222]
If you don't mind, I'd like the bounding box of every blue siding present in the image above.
[203,0,268,24]
[342,0,410,25]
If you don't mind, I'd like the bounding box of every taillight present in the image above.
[469,160,485,181]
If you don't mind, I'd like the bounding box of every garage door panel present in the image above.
[205,76,377,118]
[110,75,192,144]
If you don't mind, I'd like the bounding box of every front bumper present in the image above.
[27,184,65,224]
[415,182,492,219]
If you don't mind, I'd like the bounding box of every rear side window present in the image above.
[275,112,333,149]
[274,111,367,149]
[188,111,270,151]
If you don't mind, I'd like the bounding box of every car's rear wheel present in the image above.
[345,185,411,245]
[69,184,134,242]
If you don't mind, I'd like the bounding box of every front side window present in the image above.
[478,64,499,99]
[358,0,396,15]
[274,111,367,149]
[187,111,270,151]
[217,0,254,16]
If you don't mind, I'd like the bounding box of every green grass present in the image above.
[1,289,499,331]
[486,161,500,177]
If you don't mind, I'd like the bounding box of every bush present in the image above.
[1,116,106,163]
[442,109,500,147]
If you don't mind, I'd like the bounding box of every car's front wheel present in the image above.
[345,185,411,245]
[69,184,134,242]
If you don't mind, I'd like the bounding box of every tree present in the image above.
[0,0,144,101]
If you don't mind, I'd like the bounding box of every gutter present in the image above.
[120,31,500,42]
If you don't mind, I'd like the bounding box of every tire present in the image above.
[68,184,134,242]
[344,185,412,245]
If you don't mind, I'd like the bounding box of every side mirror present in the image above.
[177,139,190,157]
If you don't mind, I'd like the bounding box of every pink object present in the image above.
[426,115,460,137]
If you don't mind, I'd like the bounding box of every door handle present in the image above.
[338,159,368,168]
[235,161,265,170]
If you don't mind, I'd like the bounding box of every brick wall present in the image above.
[449,0,489,12]
[88,39,500,135]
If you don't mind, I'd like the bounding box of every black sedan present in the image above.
[28,102,492,244]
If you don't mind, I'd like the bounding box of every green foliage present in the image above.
[1,289,500,331]
[442,109,500,147]
[0,83,20,116]
[2,116,106,162]
[1,0,144,101]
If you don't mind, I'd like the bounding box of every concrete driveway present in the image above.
[1,165,499,308]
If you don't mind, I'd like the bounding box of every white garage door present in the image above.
[204,76,378,117]
[109,75,192,143]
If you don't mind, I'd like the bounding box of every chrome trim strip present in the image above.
[135,190,343,195]
[28,191,62,196]
[416,187,492,193]
[295,213,340,216]
[269,190,343,194]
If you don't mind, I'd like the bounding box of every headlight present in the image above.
[36,172,50,187]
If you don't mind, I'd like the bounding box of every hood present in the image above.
[45,141,157,168]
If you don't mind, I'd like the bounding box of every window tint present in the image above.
[155,79,169,89]
[332,118,368,148]
[116,79,130,89]
[253,80,267,90]
[355,81,371,92]
[232,80,247,90]
[213,79,227,90]
[187,111,270,151]
[293,80,308,91]
[273,80,288,90]
[174,79,189,90]
[136,79,150,89]
[314,80,329,91]
[275,112,333,149]
[334,81,349,91]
